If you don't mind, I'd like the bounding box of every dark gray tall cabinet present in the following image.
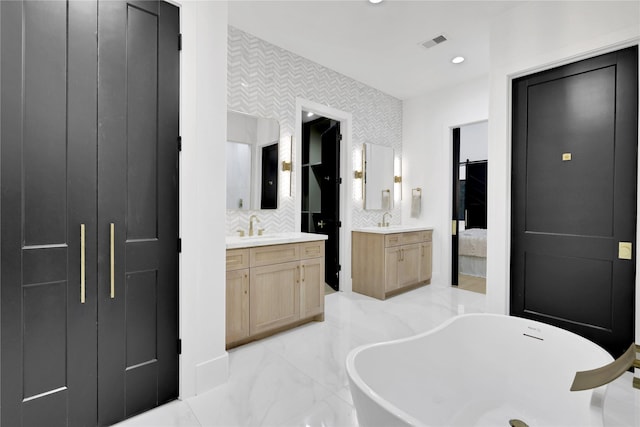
[1,1,180,426]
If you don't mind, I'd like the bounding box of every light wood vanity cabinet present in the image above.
[226,240,325,348]
[419,241,433,283]
[225,268,250,343]
[353,229,432,300]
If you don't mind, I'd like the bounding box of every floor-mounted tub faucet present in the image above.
[571,342,640,391]
[249,215,260,236]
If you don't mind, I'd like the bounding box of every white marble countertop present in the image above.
[226,232,328,249]
[352,225,434,234]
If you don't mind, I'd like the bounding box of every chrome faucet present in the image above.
[249,215,260,236]
[382,212,392,227]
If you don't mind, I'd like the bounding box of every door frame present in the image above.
[452,127,460,286]
[295,98,353,292]
[447,120,488,287]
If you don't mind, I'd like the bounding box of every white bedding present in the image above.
[458,228,487,258]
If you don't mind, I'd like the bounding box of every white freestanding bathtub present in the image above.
[346,314,613,427]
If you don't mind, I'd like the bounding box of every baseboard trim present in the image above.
[195,352,229,395]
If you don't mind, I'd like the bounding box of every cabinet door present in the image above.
[97,2,180,423]
[419,242,433,283]
[385,247,400,292]
[226,269,250,345]
[398,243,421,288]
[250,261,300,335]
[300,258,325,318]
[1,2,99,425]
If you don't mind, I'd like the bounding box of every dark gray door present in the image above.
[97,2,179,424]
[511,46,638,358]
[1,2,99,425]
[464,161,487,229]
[0,1,179,426]
[451,128,460,286]
[301,117,341,291]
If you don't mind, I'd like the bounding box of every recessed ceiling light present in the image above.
[451,56,465,64]
[369,0,383,4]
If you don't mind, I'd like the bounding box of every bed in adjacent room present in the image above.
[458,228,487,278]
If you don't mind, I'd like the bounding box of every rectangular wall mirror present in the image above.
[364,143,394,210]
[226,110,280,210]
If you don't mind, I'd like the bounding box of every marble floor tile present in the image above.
[186,343,332,427]
[280,393,359,427]
[264,319,368,393]
[603,372,640,427]
[112,400,200,427]
[115,282,637,427]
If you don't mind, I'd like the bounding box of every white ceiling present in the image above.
[228,0,519,100]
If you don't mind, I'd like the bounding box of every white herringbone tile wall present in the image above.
[226,26,403,235]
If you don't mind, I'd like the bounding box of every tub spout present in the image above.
[570,343,640,391]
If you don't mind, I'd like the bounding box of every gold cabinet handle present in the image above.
[296,265,300,283]
[302,265,305,282]
[81,224,86,303]
[110,223,115,299]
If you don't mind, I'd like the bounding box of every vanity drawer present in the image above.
[250,243,299,267]
[384,234,402,247]
[401,231,426,245]
[384,231,430,247]
[227,249,250,271]
[300,241,325,260]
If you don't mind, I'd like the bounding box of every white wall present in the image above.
[179,0,229,398]
[486,1,640,324]
[460,121,488,163]
[402,76,489,285]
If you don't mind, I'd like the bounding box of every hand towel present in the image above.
[381,190,390,210]
[411,193,421,218]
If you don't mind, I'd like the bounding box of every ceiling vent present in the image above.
[421,35,447,49]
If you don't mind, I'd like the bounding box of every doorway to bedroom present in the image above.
[452,121,488,294]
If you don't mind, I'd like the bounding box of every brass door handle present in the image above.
[81,224,86,303]
[110,223,115,299]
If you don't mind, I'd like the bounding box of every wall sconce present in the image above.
[281,135,293,197]
[394,157,402,201]
[353,145,365,201]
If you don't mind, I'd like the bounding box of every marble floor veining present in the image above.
[115,283,639,427]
